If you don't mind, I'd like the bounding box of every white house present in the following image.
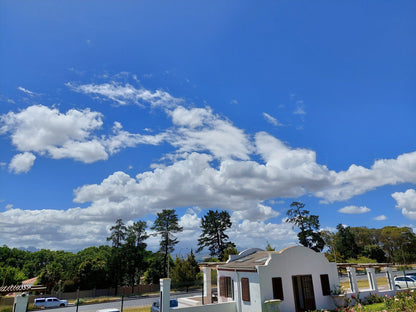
[216,246,339,312]
[159,246,397,312]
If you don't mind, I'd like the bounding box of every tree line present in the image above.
[285,201,416,264]
[0,208,235,293]
[2,202,416,293]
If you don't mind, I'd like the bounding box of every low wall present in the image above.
[175,302,236,312]
[57,284,159,300]
[345,289,396,302]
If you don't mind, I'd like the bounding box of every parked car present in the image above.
[394,276,416,289]
[150,299,178,312]
[34,297,68,308]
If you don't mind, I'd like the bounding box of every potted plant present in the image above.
[330,285,346,308]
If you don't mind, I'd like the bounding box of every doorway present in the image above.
[292,275,316,312]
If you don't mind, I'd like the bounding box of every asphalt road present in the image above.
[41,291,202,312]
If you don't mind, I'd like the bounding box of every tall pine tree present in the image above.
[151,209,183,277]
[286,202,325,252]
[197,210,234,261]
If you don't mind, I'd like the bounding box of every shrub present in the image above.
[384,289,416,312]
[365,292,383,304]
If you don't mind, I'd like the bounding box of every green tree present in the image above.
[107,219,128,294]
[197,210,233,261]
[143,252,174,284]
[222,243,238,261]
[265,241,275,251]
[123,221,149,292]
[107,219,127,248]
[151,209,183,277]
[171,250,201,292]
[286,202,325,252]
[335,224,360,261]
[39,262,63,292]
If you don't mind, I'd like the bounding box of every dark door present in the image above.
[292,275,316,312]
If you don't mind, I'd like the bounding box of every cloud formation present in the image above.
[9,152,36,174]
[67,82,182,108]
[392,189,416,220]
[338,205,371,214]
[0,105,166,170]
[2,80,416,251]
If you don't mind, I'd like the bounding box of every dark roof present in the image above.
[0,284,46,294]
[217,251,271,271]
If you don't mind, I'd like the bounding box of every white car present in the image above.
[34,297,68,308]
[394,276,416,289]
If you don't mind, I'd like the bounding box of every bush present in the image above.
[365,292,383,304]
[384,289,416,312]
[74,298,84,305]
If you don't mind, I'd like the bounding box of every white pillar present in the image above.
[203,266,212,302]
[13,293,29,312]
[347,267,359,294]
[160,278,171,312]
[386,267,396,291]
[366,267,378,291]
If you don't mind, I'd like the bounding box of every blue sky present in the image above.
[1,0,415,255]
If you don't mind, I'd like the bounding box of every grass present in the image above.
[124,307,151,312]
[340,276,388,290]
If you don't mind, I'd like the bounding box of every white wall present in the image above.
[257,246,338,312]
[217,270,262,312]
[174,302,237,312]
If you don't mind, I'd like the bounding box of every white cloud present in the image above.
[263,112,282,126]
[1,105,166,171]
[67,82,182,108]
[293,107,306,115]
[1,105,104,153]
[338,205,370,214]
[3,79,416,250]
[9,152,36,174]
[17,86,37,96]
[315,151,416,202]
[392,189,416,220]
[374,215,387,221]
[229,219,297,251]
[167,106,253,160]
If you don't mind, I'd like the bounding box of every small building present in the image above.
[216,246,339,312]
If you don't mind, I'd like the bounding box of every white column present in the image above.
[203,266,212,302]
[347,267,359,294]
[386,267,396,291]
[160,278,171,312]
[366,267,378,291]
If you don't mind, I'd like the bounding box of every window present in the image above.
[241,278,250,302]
[320,274,331,296]
[220,276,233,298]
[272,277,284,300]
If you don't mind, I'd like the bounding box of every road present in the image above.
[44,291,202,312]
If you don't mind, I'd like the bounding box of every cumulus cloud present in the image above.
[392,189,416,220]
[315,151,416,202]
[167,106,253,160]
[0,105,166,171]
[374,215,387,221]
[9,152,36,174]
[3,79,416,250]
[338,205,371,214]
